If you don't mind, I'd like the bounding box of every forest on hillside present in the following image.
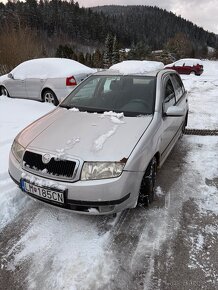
[0,0,218,73]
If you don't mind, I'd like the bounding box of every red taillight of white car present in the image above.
[66,76,77,86]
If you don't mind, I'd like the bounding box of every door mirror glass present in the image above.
[165,106,185,116]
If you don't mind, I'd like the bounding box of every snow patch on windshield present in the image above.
[103,111,124,119]
[69,107,79,112]
[102,111,125,124]
[109,60,164,74]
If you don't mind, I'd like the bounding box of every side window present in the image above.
[74,78,99,99]
[103,77,120,93]
[163,78,176,112]
[171,74,185,102]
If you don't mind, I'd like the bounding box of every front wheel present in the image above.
[138,156,157,207]
[42,89,59,106]
[182,112,189,134]
[0,86,9,97]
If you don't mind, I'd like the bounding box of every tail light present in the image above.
[66,76,77,86]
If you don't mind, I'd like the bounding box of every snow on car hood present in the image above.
[22,108,153,162]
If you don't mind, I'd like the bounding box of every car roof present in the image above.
[93,68,178,78]
[93,69,160,77]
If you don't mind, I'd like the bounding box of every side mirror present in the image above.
[8,73,14,79]
[165,106,185,117]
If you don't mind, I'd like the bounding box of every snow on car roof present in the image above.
[11,58,95,78]
[109,60,164,74]
[170,58,203,66]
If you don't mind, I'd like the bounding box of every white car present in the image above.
[0,58,95,105]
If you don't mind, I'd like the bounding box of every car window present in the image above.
[171,74,185,102]
[60,75,156,116]
[73,78,99,100]
[174,60,184,66]
[103,77,120,92]
[163,78,176,112]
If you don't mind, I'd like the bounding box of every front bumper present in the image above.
[9,151,143,215]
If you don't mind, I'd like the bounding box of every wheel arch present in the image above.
[0,85,10,97]
[41,87,54,101]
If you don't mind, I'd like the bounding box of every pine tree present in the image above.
[55,45,76,59]
[112,35,119,64]
[103,33,113,68]
[92,49,103,68]
[85,52,92,67]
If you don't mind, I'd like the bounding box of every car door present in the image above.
[4,74,27,98]
[25,62,46,100]
[171,73,188,118]
[25,78,45,100]
[159,75,183,160]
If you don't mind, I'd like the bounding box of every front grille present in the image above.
[23,151,77,179]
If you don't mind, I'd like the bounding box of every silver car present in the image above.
[9,68,188,215]
[0,58,95,105]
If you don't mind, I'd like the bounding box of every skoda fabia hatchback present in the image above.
[9,61,188,215]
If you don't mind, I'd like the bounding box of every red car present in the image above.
[165,58,203,76]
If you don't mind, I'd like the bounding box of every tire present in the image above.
[182,112,188,134]
[42,89,59,106]
[0,86,9,97]
[138,156,157,207]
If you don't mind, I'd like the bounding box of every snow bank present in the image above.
[109,60,164,74]
[182,60,218,130]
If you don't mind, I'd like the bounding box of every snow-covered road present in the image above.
[0,61,218,289]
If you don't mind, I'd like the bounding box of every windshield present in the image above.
[60,75,156,117]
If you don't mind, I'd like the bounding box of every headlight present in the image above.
[81,162,125,180]
[11,140,25,163]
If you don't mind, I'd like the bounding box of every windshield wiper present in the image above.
[59,104,72,109]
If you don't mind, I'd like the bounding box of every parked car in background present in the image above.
[165,58,203,76]
[0,58,95,105]
[9,61,188,215]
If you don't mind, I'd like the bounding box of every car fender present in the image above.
[124,113,162,173]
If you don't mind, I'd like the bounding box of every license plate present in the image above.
[20,179,65,204]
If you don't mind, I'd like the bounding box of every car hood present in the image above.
[20,108,153,162]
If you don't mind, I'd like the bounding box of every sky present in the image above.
[0,0,217,34]
[77,0,218,34]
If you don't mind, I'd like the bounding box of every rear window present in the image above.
[60,75,156,117]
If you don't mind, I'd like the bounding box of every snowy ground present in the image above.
[0,60,218,289]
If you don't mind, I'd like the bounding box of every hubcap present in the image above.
[44,92,55,103]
